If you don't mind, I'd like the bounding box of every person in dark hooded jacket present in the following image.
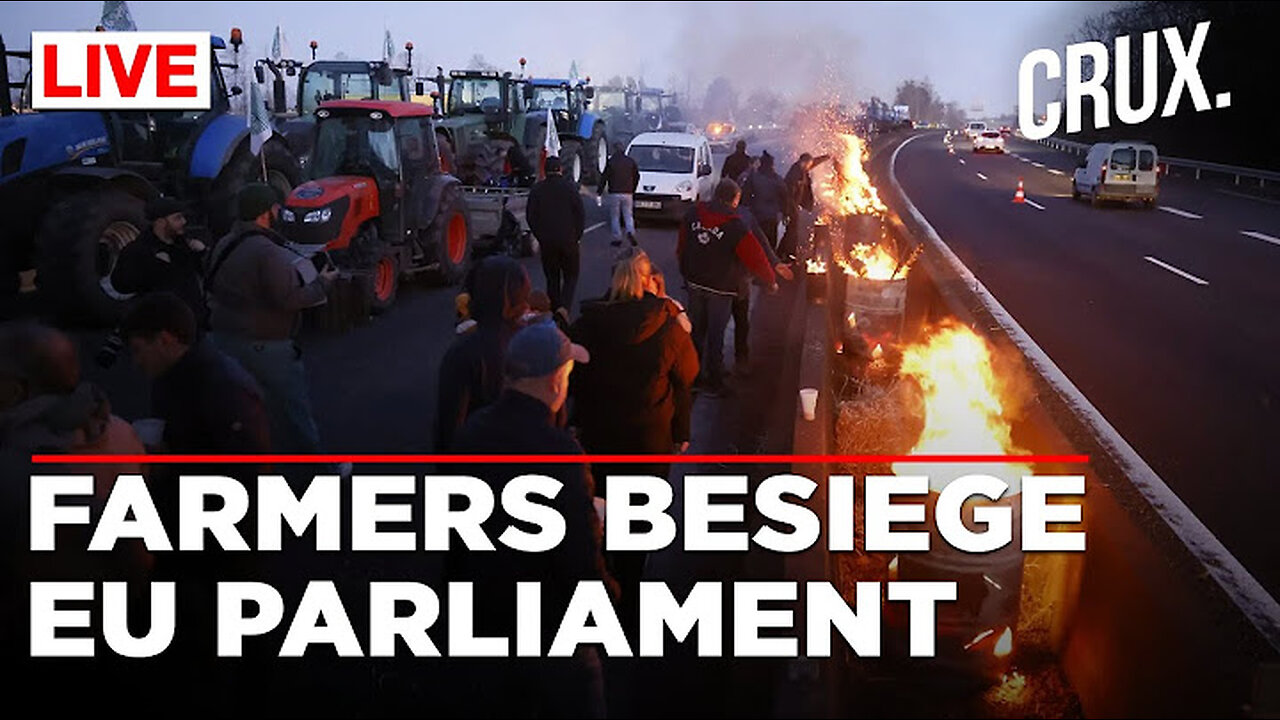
[568,246,698,640]
[434,256,532,450]
[721,140,752,185]
[742,151,789,251]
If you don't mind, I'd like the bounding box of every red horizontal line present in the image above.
[30,454,1089,465]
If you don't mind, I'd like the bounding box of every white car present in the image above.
[973,130,1005,153]
[627,132,717,219]
[1072,141,1159,207]
[965,121,987,140]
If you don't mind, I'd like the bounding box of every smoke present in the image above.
[667,5,867,117]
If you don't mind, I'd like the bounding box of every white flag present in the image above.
[545,109,561,155]
[543,107,561,175]
[248,79,272,156]
[100,1,137,31]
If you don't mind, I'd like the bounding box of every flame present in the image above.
[994,627,1014,658]
[872,343,883,359]
[892,321,1031,491]
[806,257,828,274]
[846,311,857,329]
[817,133,887,216]
[836,242,904,280]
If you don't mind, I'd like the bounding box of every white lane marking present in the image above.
[958,158,966,165]
[1032,162,1045,168]
[1144,255,1209,285]
[1241,230,1280,247]
[976,172,988,181]
[1023,198,1046,210]
[890,133,1280,651]
[1019,157,1031,163]
[1048,169,1065,176]
[584,221,607,234]
[1158,206,1203,220]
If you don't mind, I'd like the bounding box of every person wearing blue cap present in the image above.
[449,319,614,718]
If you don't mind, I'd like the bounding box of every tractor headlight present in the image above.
[281,208,296,223]
[303,207,332,224]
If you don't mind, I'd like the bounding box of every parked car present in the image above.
[1072,141,1159,208]
[973,130,1005,153]
[627,132,716,220]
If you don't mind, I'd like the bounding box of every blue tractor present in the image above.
[0,32,302,325]
[524,77,606,186]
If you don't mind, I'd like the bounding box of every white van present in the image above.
[1072,142,1159,207]
[627,132,716,219]
[965,121,987,140]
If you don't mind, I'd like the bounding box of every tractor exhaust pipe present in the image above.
[1,34,14,117]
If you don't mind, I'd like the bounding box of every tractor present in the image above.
[595,85,688,149]
[255,40,417,165]
[0,31,301,326]
[524,76,606,186]
[278,99,472,312]
[427,66,539,187]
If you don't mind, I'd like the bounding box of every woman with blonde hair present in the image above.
[568,246,698,633]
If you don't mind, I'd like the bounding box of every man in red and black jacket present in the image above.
[677,179,778,396]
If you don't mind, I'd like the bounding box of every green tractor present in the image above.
[427,65,540,187]
[256,40,416,165]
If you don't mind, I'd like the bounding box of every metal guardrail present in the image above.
[1034,136,1280,187]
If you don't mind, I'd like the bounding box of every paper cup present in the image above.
[132,418,165,448]
[799,388,819,421]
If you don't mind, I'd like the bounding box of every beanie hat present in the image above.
[237,183,282,221]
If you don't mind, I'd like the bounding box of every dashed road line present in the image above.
[890,133,1280,652]
[585,221,607,234]
[1158,206,1203,220]
[958,158,966,165]
[1144,256,1209,285]
[976,172,988,181]
[1241,230,1280,247]
[1019,157,1031,163]
[1023,198,1046,210]
[1032,162,1045,168]
[1048,169,1065,176]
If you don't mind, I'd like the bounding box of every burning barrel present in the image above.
[884,321,1031,685]
[887,475,1025,684]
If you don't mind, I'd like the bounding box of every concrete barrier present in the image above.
[787,131,1280,717]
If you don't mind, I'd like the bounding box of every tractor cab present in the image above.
[525,78,594,135]
[441,70,526,130]
[282,99,470,310]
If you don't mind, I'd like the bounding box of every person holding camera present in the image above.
[205,183,336,455]
[111,194,209,323]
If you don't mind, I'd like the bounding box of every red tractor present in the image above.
[280,99,471,311]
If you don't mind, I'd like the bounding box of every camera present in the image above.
[95,328,125,369]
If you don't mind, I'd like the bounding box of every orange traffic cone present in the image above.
[1013,178,1025,203]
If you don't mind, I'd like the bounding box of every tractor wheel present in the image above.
[426,184,472,285]
[208,139,301,237]
[352,224,399,313]
[584,123,607,185]
[35,186,146,327]
[559,140,583,188]
[436,131,456,175]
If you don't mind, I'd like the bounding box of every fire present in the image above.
[891,321,1031,490]
[994,627,1014,658]
[806,257,828,274]
[839,242,904,280]
[872,343,883,359]
[846,311,857,329]
[818,133,887,216]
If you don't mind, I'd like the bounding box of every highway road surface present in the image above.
[893,131,1280,597]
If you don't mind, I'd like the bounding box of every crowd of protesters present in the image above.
[1,140,820,716]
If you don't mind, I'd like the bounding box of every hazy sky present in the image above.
[2,0,1116,114]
